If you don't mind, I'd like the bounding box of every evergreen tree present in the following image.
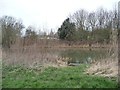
[58,18,76,41]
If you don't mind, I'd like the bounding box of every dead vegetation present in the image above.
[2,45,69,71]
[86,29,118,78]
[86,57,118,78]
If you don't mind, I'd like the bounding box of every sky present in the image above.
[0,0,119,33]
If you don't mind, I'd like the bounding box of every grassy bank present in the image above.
[2,64,118,88]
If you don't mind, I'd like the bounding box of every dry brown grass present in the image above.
[86,56,118,78]
[2,45,69,70]
[86,29,118,78]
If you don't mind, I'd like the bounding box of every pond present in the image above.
[59,48,108,64]
[3,47,109,67]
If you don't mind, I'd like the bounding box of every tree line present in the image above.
[58,7,118,45]
[0,16,58,49]
[0,6,119,49]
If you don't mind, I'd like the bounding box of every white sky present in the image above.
[0,0,119,33]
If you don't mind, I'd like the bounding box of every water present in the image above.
[58,48,108,64]
[41,48,108,64]
[3,48,109,67]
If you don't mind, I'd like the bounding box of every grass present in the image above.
[2,64,118,88]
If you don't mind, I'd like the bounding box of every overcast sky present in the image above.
[0,0,119,33]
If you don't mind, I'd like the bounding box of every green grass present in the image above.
[2,64,118,88]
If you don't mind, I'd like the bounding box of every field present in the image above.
[1,43,118,88]
[1,1,119,88]
[2,64,118,88]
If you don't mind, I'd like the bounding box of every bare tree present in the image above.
[87,12,97,31]
[70,9,88,31]
[96,8,106,29]
[24,26,38,45]
[0,16,24,49]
